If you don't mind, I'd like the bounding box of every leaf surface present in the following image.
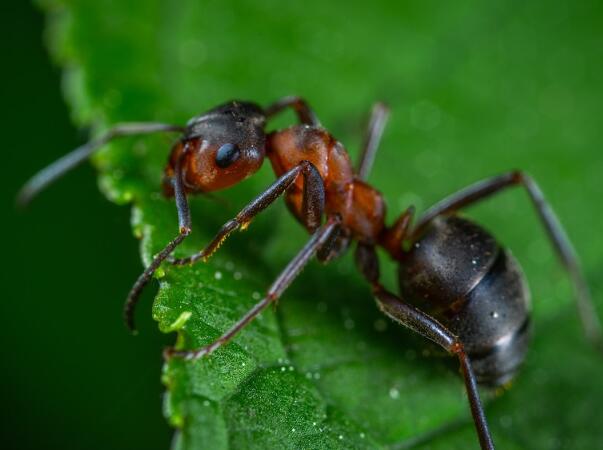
[42,0,603,448]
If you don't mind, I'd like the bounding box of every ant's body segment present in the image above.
[20,96,603,450]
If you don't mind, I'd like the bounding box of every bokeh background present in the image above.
[2,2,171,449]
[2,1,603,449]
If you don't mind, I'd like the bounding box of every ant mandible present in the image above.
[19,96,603,450]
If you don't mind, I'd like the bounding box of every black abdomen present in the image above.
[399,216,532,386]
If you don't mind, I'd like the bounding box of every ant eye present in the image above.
[215,143,241,168]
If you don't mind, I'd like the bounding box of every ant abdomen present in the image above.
[399,216,532,386]
[448,249,532,386]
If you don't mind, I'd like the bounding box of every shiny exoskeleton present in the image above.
[20,97,603,450]
[400,216,532,386]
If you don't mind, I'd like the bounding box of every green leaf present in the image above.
[41,0,603,448]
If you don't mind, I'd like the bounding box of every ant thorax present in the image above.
[267,124,386,241]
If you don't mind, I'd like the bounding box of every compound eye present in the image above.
[215,143,241,168]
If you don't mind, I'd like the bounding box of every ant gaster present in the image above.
[19,96,603,450]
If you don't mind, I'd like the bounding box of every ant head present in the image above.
[178,101,267,192]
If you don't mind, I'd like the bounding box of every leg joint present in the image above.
[510,169,529,184]
[450,341,465,355]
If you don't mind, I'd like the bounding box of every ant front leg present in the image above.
[17,122,184,206]
[264,96,321,126]
[412,170,603,353]
[354,246,495,450]
[169,160,325,265]
[123,147,192,332]
[165,215,341,360]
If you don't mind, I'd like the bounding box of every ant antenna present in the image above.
[17,122,184,207]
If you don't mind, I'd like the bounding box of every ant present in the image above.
[19,96,603,450]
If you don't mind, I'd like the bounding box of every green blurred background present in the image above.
[2,2,171,449]
[2,0,603,449]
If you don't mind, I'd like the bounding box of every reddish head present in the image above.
[164,100,267,195]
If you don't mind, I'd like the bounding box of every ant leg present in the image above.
[17,122,185,206]
[264,96,320,126]
[380,205,415,260]
[354,245,495,449]
[165,215,341,360]
[169,160,325,265]
[356,102,390,181]
[316,226,349,263]
[373,284,495,450]
[413,170,603,352]
[123,150,192,332]
[355,242,380,283]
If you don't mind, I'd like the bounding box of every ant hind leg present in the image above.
[412,170,603,353]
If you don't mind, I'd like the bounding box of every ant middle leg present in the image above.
[168,160,325,265]
[123,148,192,332]
[165,215,341,360]
[412,170,603,352]
[356,102,390,181]
[264,96,321,126]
